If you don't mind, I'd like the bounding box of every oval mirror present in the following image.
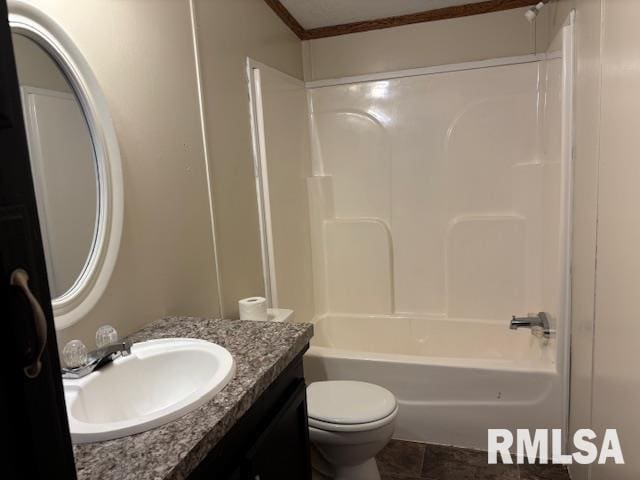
[9,2,123,330]
[13,33,98,299]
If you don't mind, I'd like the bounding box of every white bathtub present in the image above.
[303,314,564,450]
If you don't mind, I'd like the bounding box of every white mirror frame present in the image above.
[9,0,124,330]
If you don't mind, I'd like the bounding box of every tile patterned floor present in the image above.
[376,440,570,480]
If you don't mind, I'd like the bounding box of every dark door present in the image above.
[0,1,76,478]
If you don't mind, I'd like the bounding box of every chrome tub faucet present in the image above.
[510,312,554,339]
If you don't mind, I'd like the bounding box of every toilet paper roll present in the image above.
[238,297,268,321]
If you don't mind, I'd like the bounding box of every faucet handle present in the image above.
[62,340,88,369]
[96,325,119,349]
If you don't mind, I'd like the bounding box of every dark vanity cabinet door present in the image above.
[245,381,311,480]
[190,352,312,480]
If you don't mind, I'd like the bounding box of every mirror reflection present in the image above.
[12,33,99,300]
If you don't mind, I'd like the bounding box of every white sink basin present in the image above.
[63,338,235,443]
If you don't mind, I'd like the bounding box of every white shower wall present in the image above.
[251,24,573,448]
[248,62,316,324]
[307,58,565,323]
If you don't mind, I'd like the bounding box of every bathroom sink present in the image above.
[63,338,235,443]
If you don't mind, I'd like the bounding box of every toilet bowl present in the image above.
[307,381,398,480]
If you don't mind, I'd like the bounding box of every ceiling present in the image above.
[279,0,489,30]
[266,0,538,39]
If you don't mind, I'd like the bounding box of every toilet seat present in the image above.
[307,381,398,433]
[309,406,399,432]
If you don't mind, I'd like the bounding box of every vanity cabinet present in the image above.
[245,381,310,479]
[189,349,312,480]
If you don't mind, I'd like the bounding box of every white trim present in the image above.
[9,0,124,330]
[246,60,279,307]
[246,62,272,304]
[189,0,224,317]
[305,53,547,89]
[559,12,575,449]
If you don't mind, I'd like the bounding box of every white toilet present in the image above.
[307,380,398,480]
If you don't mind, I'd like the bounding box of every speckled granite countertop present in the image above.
[72,316,313,480]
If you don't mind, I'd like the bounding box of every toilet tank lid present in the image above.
[307,381,397,425]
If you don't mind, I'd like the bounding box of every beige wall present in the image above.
[23,0,220,350]
[542,0,640,478]
[590,0,640,477]
[193,0,303,317]
[303,7,536,81]
[13,0,301,349]
[15,0,301,350]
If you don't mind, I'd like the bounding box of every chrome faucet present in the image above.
[510,312,554,339]
[62,340,132,379]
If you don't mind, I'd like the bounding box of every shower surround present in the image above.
[249,18,573,450]
[307,58,565,326]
